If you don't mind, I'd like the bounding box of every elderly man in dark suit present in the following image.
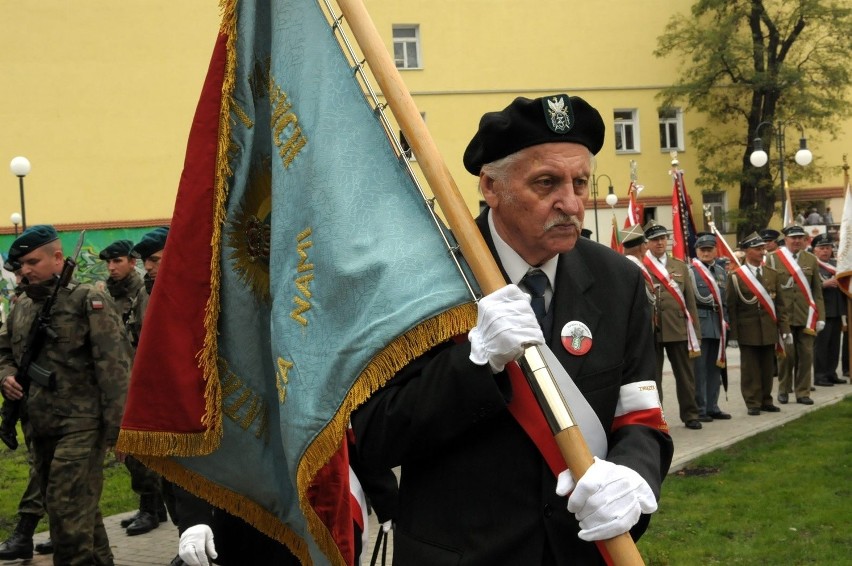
[353,94,673,565]
[811,234,846,386]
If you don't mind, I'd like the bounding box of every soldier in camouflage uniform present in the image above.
[0,225,132,566]
[0,261,48,561]
[99,239,165,536]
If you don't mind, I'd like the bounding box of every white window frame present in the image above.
[659,108,685,152]
[393,25,421,70]
[702,192,729,233]
[614,109,639,153]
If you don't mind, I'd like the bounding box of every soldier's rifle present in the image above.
[0,232,85,450]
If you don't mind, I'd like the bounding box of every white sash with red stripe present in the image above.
[625,255,655,291]
[817,258,837,276]
[644,251,701,355]
[734,265,785,354]
[775,248,819,334]
[691,258,727,367]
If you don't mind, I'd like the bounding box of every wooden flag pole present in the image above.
[336,0,645,563]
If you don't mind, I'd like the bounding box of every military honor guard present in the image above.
[689,233,731,421]
[765,224,825,404]
[760,228,782,253]
[726,233,789,415]
[643,221,704,429]
[811,234,847,386]
[620,224,656,308]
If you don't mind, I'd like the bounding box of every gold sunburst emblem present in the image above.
[227,160,272,303]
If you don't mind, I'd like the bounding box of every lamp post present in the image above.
[749,121,813,223]
[10,212,21,236]
[591,174,614,242]
[9,156,30,231]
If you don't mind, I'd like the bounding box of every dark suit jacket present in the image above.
[352,211,673,566]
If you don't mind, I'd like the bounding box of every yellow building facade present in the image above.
[2,0,849,242]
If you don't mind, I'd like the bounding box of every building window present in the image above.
[393,25,420,69]
[659,108,684,152]
[614,110,639,153]
[702,192,728,233]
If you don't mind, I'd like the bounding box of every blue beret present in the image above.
[131,227,169,260]
[7,225,59,263]
[463,94,605,175]
[99,239,134,260]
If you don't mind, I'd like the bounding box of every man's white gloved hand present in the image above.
[555,457,657,542]
[728,339,739,349]
[469,285,545,372]
[179,524,217,566]
[816,321,826,333]
[783,333,794,345]
[381,520,393,533]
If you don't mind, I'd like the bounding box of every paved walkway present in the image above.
[9,346,850,565]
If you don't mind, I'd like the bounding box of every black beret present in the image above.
[99,239,134,260]
[782,224,806,237]
[463,94,605,175]
[739,232,765,249]
[694,233,717,248]
[811,233,833,247]
[131,227,169,260]
[7,225,59,264]
[759,229,781,243]
[644,221,668,240]
[3,257,20,273]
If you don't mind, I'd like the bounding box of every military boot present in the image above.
[35,538,54,554]
[125,494,160,536]
[120,510,141,529]
[0,513,39,560]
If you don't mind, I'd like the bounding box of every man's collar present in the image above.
[488,210,558,288]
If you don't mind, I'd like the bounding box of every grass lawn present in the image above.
[639,397,852,565]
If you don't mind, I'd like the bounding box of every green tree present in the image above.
[655,0,852,239]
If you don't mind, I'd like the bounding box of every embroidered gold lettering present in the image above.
[277,357,293,404]
[291,229,314,326]
[269,80,307,169]
[218,358,270,443]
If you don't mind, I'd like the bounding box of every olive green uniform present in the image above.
[0,279,131,566]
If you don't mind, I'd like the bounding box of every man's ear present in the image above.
[480,174,499,209]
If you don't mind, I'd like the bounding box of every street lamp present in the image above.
[591,174,614,242]
[10,213,21,236]
[749,121,813,221]
[9,156,30,231]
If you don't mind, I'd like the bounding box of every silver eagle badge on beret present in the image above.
[544,95,574,133]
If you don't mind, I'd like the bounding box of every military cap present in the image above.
[694,232,717,249]
[759,228,781,243]
[98,239,134,260]
[644,220,668,240]
[739,232,766,249]
[580,228,593,239]
[131,227,169,260]
[620,224,647,248]
[463,94,605,175]
[7,225,59,264]
[782,224,806,237]
[810,233,833,248]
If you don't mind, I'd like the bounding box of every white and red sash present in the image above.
[735,265,785,354]
[625,254,655,289]
[691,258,727,367]
[817,258,837,276]
[644,251,701,355]
[775,248,819,334]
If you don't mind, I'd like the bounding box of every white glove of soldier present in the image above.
[728,339,738,349]
[816,321,826,333]
[381,520,393,533]
[469,285,545,373]
[555,457,657,542]
[179,524,217,566]
[783,333,794,345]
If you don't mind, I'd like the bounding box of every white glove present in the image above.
[179,524,217,566]
[381,520,393,533]
[783,333,794,345]
[469,285,545,372]
[728,339,738,348]
[816,321,826,333]
[555,457,657,542]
